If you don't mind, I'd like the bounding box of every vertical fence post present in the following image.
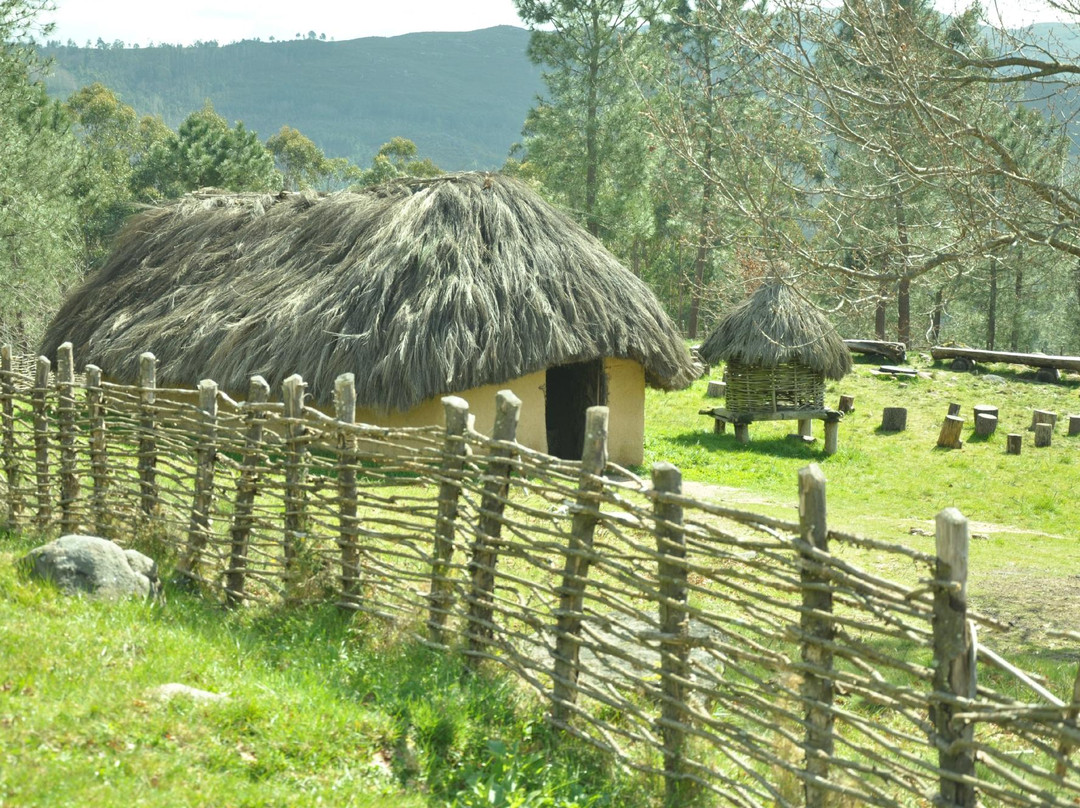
[226,376,269,608]
[332,373,363,608]
[56,343,79,535]
[551,406,608,727]
[137,352,158,516]
[933,507,976,808]
[178,380,218,583]
[1,345,22,528]
[799,463,834,807]
[32,356,51,528]
[654,462,689,807]
[85,366,109,537]
[465,390,521,669]
[282,374,308,601]
[428,395,470,645]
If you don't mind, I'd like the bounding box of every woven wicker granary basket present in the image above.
[724,360,824,412]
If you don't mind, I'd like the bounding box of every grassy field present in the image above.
[644,351,1080,653]
[2,351,1079,806]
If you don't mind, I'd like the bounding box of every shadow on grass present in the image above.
[929,361,1080,390]
[665,429,833,459]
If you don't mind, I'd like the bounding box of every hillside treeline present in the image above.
[6,0,1080,356]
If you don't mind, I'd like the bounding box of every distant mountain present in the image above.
[41,27,544,171]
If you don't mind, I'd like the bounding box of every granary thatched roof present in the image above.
[698,282,852,380]
[41,173,696,410]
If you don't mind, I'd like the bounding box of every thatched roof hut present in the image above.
[699,282,851,412]
[41,173,695,463]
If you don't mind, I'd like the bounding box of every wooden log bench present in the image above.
[930,346,1080,380]
[699,407,844,455]
[844,339,907,364]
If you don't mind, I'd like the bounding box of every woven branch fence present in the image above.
[4,342,1080,807]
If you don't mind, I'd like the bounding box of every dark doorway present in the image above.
[545,359,608,460]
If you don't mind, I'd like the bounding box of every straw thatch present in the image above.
[698,282,852,380]
[41,173,695,411]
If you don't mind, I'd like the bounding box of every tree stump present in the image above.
[705,380,726,398]
[838,395,855,414]
[1069,415,1080,437]
[937,416,964,449]
[947,402,961,417]
[881,407,907,432]
[1006,433,1022,455]
[974,413,997,437]
[1035,422,1053,448]
[972,404,998,422]
[1030,409,1057,431]
[1036,367,1062,383]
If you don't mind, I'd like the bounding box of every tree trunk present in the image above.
[898,277,911,347]
[583,8,600,239]
[929,286,945,345]
[1011,248,1024,351]
[987,255,998,350]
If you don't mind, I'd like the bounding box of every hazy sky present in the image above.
[42,0,1072,48]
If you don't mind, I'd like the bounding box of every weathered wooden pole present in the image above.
[225,376,270,608]
[465,390,520,669]
[335,373,361,608]
[137,352,159,516]
[2,345,23,528]
[32,356,51,527]
[85,366,109,537]
[551,406,608,727]
[282,374,308,601]
[799,464,834,808]
[654,462,690,807]
[427,395,470,645]
[178,380,218,583]
[56,343,79,535]
[932,508,976,808]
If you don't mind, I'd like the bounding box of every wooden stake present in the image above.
[179,379,218,582]
[799,464,834,808]
[225,376,269,608]
[137,352,158,516]
[466,390,521,668]
[653,462,689,808]
[2,345,23,528]
[551,406,608,726]
[932,508,976,808]
[33,356,51,527]
[428,395,470,644]
[85,366,108,536]
[335,373,360,608]
[282,374,308,601]
[56,343,79,535]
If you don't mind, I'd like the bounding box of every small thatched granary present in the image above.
[698,282,851,412]
[41,173,695,465]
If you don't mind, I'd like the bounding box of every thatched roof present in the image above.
[698,282,852,380]
[41,173,695,410]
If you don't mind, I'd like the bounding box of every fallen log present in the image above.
[845,339,907,364]
[930,346,1080,374]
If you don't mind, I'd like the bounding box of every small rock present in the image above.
[147,683,229,703]
[19,535,160,599]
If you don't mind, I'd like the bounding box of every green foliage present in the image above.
[0,0,83,350]
[173,101,281,192]
[354,137,442,187]
[267,125,362,191]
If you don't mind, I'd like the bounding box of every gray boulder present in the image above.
[19,535,160,599]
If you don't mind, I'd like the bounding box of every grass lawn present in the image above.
[643,352,1080,654]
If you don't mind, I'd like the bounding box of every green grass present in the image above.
[644,353,1080,657]
[0,532,637,807]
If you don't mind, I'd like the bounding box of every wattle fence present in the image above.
[3,342,1080,807]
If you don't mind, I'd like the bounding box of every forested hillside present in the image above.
[41,27,543,170]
